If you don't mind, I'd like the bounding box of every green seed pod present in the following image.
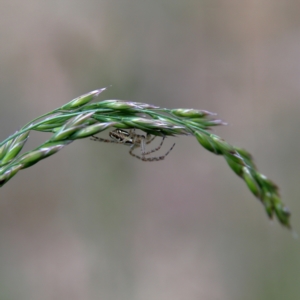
[18,149,45,168]
[0,164,23,187]
[195,132,219,154]
[171,109,215,118]
[0,131,29,165]
[225,156,244,177]
[0,138,13,161]
[71,122,117,139]
[274,202,291,228]
[50,126,83,141]
[242,167,261,198]
[262,192,274,219]
[19,143,67,168]
[235,148,256,169]
[65,112,95,128]
[211,135,234,153]
[34,124,63,131]
[61,88,107,110]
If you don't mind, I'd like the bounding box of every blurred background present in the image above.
[0,1,300,299]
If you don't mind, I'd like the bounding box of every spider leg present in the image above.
[141,136,166,155]
[90,135,126,145]
[140,137,146,154]
[128,129,136,137]
[129,142,175,162]
[145,134,156,144]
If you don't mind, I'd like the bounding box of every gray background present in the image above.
[0,1,300,299]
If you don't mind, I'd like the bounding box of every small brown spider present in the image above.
[91,129,175,162]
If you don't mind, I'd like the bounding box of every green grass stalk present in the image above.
[0,88,291,229]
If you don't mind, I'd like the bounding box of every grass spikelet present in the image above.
[0,88,292,230]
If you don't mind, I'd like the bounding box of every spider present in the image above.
[90,129,175,162]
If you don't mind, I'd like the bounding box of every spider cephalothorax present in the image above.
[91,129,175,161]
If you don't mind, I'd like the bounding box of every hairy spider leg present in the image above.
[129,142,175,162]
[90,136,126,145]
[140,136,166,155]
[145,134,156,144]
